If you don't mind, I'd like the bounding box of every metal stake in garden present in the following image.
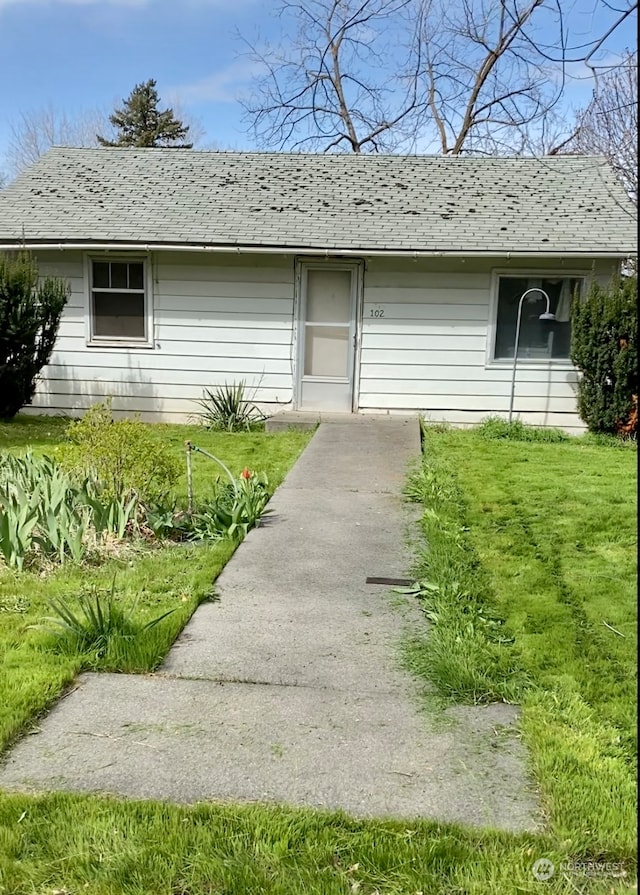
[185,441,194,515]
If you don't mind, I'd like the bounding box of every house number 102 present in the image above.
[370,308,385,317]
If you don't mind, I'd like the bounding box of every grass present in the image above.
[0,414,636,894]
[0,793,633,894]
[0,413,70,451]
[406,423,637,866]
[0,413,311,503]
[0,414,312,752]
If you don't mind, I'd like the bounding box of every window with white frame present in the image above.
[493,275,583,362]
[89,258,149,343]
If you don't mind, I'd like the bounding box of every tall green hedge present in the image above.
[570,275,637,437]
[0,253,69,420]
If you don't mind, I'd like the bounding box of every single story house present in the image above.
[0,149,636,431]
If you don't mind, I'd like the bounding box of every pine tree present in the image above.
[97,79,192,148]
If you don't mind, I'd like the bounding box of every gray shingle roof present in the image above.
[0,148,636,255]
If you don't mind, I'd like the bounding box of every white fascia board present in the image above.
[0,241,634,259]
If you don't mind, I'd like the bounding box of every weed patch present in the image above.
[405,459,527,704]
[476,415,570,442]
[39,579,175,664]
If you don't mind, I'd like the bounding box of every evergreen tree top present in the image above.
[97,79,193,149]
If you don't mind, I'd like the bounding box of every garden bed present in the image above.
[0,412,312,751]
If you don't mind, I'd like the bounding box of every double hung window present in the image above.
[89,258,150,344]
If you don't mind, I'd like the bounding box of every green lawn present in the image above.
[0,416,636,894]
[405,425,637,866]
[1,793,623,895]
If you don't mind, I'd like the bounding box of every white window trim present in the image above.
[84,253,154,348]
[486,268,589,369]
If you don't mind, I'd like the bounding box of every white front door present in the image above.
[297,262,359,412]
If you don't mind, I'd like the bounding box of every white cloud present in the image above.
[170,60,260,105]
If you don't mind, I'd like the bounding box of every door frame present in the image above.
[293,257,363,412]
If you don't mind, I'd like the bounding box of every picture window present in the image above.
[493,276,582,361]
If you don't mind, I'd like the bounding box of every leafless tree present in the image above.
[242,0,637,154]
[241,0,424,152]
[419,0,564,154]
[4,98,205,179]
[4,104,111,177]
[552,50,637,204]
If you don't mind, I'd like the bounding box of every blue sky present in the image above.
[0,0,636,172]
[0,0,264,154]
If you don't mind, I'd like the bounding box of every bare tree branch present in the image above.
[418,0,569,155]
[240,0,637,155]
[553,49,637,204]
[240,0,422,152]
[5,104,111,176]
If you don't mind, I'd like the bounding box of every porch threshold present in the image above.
[265,411,321,432]
[265,410,398,432]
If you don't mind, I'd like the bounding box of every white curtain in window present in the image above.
[555,280,572,322]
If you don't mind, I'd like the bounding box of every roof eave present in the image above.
[0,239,635,259]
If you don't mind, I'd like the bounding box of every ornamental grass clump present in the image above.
[40,579,175,663]
[196,381,266,432]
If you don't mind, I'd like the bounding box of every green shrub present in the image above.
[476,416,570,443]
[0,252,69,420]
[196,381,266,432]
[63,399,179,502]
[571,275,637,437]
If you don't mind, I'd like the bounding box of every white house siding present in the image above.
[358,256,618,433]
[28,250,619,430]
[31,251,297,421]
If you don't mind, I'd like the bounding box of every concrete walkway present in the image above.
[0,417,538,828]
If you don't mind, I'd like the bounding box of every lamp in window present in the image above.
[508,288,556,423]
